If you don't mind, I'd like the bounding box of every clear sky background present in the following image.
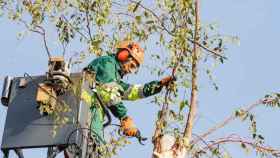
[0,0,280,157]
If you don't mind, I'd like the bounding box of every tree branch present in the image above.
[61,15,89,41]
[187,38,227,60]
[36,25,51,59]
[206,136,280,157]
[129,0,173,35]
[129,0,227,60]
[85,0,94,43]
[19,19,51,59]
[192,99,265,145]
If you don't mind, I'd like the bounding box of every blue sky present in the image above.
[1,0,280,157]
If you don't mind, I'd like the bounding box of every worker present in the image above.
[83,41,174,143]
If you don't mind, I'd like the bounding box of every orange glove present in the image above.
[120,116,139,137]
[160,76,175,86]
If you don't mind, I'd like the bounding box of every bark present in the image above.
[183,0,200,144]
[152,1,200,158]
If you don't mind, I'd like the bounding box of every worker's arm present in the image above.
[87,80,161,119]
[119,80,163,101]
[107,102,127,120]
[119,76,175,101]
[92,80,161,119]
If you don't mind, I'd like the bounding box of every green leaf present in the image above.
[183,80,190,88]
[235,110,240,117]
[258,134,264,140]
[212,148,220,156]
[146,20,154,24]
[249,114,254,121]
[170,3,176,11]
[155,54,160,59]
[187,17,192,25]
[179,100,188,112]
[157,111,162,119]
[219,57,224,64]
[210,24,215,30]
[241,143,246,149]
[169,110,177,119]
[144,11,149,17]
[159,33,164,43]
[223,152,231,158]
[132,1,141,12]
[135,15,141,23]
[241,113,249,121]
[252,133,256,139]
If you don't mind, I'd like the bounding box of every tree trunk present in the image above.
[183,0,200,145]
[152,1,200,158]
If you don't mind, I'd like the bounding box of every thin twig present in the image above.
[192,99,264,145]
[129,0,172,35]
[129,0,227,60]
[37,26,51,59]
[112,1,123,7]
[19,19,51,59]
[62,15,89,40]
[85,1,94,43]
[62,42,67,57]
[206,137,280,157]
[187,38,227,60]
[114,12,135,18]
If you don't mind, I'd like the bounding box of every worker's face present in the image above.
[121,58,139,74]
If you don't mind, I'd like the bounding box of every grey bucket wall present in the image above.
[1,73,90,150]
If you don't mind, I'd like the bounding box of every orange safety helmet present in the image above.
[116,41,144,64]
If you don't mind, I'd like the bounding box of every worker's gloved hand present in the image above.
[120,116,147,145]
[160,76,176,86]
[120,116,139,137]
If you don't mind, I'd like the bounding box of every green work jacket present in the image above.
[84,54,163,142]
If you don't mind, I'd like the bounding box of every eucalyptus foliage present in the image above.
[1,0,279,158]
